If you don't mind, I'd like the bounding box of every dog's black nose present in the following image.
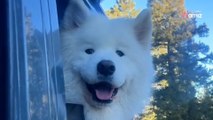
[97,60,115,76]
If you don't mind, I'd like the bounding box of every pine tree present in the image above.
[105,0,213,119]
[153,38,213,119]
[149,0,213,119]
[105,0,141,19]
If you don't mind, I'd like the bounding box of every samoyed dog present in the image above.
[60,0,154,120]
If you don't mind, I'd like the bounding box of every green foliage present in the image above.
[149,0,213,119]
[153,38,213,120]
[149,0,192,43]
[105,0,213,119]
[141,106,157,120]
[105,0,141,19]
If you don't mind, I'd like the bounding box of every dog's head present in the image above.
[61,0,153,108]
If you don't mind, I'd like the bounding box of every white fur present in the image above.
[61,1,154,119]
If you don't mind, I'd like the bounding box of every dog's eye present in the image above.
[85,48,94,54]
[116,50,124,57]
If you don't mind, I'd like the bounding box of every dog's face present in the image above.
[61,1,153,108]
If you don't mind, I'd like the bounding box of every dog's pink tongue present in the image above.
[95,89,114,100]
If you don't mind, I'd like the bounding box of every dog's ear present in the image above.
[61,0,90,30]
[134,9,152,47]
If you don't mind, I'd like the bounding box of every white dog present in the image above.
[61,0,154,120]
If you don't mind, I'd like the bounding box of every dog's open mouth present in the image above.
[86,82,118,103]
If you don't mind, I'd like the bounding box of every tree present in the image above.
[153,38,213,119]
[149,0,213,119]
[105,0,141,19]
[105,0,213,119]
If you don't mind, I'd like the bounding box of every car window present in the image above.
[8,0,105,120]
[8,0,66,119]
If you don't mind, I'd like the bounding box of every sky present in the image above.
[101,0,213,52]
[185,0,213,52]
